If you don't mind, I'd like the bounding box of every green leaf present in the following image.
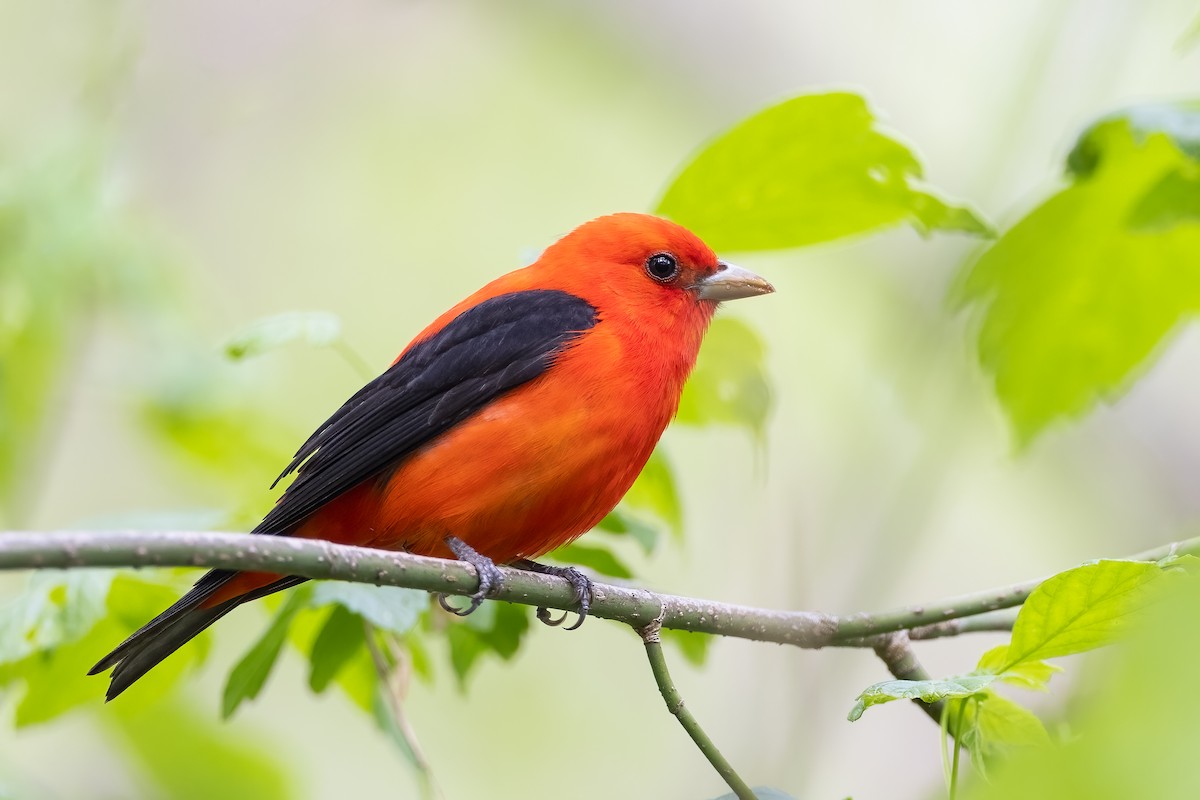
[962,573,1200,800]
[661,627,714,667]
[621,448,683,540]
[310,582,426,636]
[0,572,202,725]
[445,602,531,688]
[848,674,995,721]
[948,691,1051,776]
[546,542,633,579]
[975,646,1061,691]
[9,619,122,726]
[995,560,1163,670]
[307,604,366,693]
[112,695,291,800]
[597,507,659,554]
[224,311,343,359]
[1067,102,1200,177]
[957,120,1200,445]
[676,317,771,439]
[222,587,309,718]
[657,92,992,252]
[0,571,115,665]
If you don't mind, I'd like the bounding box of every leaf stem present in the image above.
[949,700,964,800]
[638,620,757,800]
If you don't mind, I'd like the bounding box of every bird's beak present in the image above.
[695,261,775,302]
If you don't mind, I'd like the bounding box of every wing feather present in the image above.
[253,289,597,535]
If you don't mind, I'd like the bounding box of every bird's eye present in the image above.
[645,253,679,283]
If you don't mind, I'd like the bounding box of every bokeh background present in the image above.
[2,1,1199,798]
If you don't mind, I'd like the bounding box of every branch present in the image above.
[0,530,840,647]
[639,619,757,800]
[1,530,1195,650]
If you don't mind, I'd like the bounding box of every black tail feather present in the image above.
[91,570,308,701]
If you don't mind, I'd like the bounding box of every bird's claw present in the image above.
[440,535,504,617]
[515,560,593,631]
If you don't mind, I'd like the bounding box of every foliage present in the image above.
[2,48,1199,798]
[957,102,1200,445]
[961,576,1200,800]
[657,92,992,251]
[849,558,1187,784]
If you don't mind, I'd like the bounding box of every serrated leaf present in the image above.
[307,605,366,693]
[848,674,995,721]
[622,448,682,540]
[957,120,1200,445]
[224,311,343,359]
[996,560,1163,669]
[309,582,425,636]
[657,92,992,252]
[545,542,633,579]
[677,316,771,439]
[222,587,309,718]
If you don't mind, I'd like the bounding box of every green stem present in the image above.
[831,536,1200,641]
[949,700,964,800]
[639,621,757,800]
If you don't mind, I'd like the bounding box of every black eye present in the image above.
[645,253,679,282]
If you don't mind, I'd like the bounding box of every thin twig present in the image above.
[638,619,757,800]
[363,622,439,799]
[830,536,1200,641]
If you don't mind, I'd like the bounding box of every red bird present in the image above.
[91,213,773,698]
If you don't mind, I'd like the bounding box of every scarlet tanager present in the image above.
[91,213,773,699]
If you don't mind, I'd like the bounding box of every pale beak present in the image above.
[695,261,775,302]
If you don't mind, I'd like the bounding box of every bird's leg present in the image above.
[511,558,594,631]
[438,535,504,617]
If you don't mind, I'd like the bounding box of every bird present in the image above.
[90,212,773,700]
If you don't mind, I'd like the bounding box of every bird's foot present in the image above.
[512,558,594,631]
[438,536,504,617]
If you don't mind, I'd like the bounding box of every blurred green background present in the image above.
[1,1,1198,798]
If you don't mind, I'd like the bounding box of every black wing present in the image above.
[252,288,598,536]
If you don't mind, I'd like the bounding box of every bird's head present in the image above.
[540,213,774,315]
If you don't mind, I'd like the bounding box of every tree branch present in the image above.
[0,530,1195,651]
[0,530,841,647]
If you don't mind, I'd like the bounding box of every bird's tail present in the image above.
[89,569,307,701]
